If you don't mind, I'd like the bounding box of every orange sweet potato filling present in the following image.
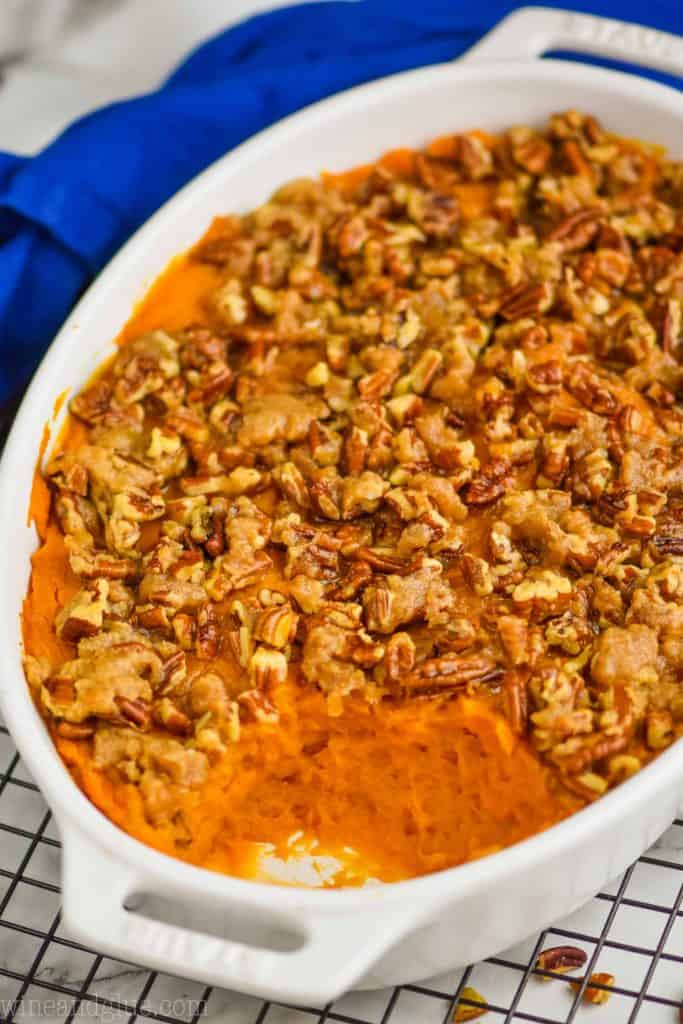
[22,146,584,887]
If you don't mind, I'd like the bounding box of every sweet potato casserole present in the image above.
[23,111,683,886]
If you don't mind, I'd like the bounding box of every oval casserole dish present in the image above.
[1,6,683,1005]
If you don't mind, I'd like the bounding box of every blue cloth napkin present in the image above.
[1,0,681,407]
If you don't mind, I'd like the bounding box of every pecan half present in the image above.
[547,207,602,250]
[115,697,151,730]
[536,945,587,975]
[404,653,502,693]
[499,282,554,320]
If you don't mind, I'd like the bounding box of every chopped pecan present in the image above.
[153,698,192,736]
[384,632,416,682]
[328,561,373,601]
[249,647,288,688]
[404,653,501,693]
[55,580,110,642]
[555,732,630,775]
[499,282,554,320]
[662,297,681,353]
[196,603,220,659]
[274,462,310,508]
[354,547,413,575]
[253,604,298,648]
[502,670,529,733]
[547,207,602,250]
[363,561,453,633]
[301,618,368,698]
[55,721,96,740]
[646,709,673,750]
[115,697,151,730]
[239,688,279,723]
[343,426,369,475]
[568,363,618,416]
[526,360,562,394]
[498,616,529,666]
[464,461,509,506]
[70,380,115,424]
[510,131,552,175]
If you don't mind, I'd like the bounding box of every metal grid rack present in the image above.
[0,715,681,1024]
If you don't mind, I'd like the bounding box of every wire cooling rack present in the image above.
[0,714,681,1024]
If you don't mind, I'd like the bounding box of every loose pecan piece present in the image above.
[536,945,587,976]
[570,972,614,1005]
[274,462,310,509]
[452,986,487,1022]
[652,527,683,556]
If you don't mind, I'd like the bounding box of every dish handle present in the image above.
[60,829,428,1004]
[462,6,683,77]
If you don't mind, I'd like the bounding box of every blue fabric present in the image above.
[1,0,681,405]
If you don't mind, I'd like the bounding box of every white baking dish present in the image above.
[1,6,682,1006]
